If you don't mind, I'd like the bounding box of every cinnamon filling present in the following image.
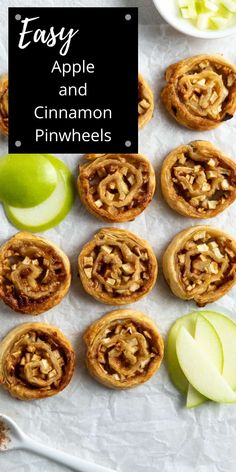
[6,331,67,391]
[82,237,152,299]
[0,240,67,308]
[85,156,150,217]
[94,319,158,381]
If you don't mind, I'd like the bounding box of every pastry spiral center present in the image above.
[96,320,157,380]
[177,230,236,294]
[98,166,142,208]
[87,158,149,217]
[83,239,150,298]
[6,332,65,389]
[178,70,229,119]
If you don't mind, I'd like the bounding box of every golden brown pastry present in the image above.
[77,153,156,222]
[161,54,236,131]
[0,74,8,136]
[0,323,75,400]
[138,74,154,128]
[0,232,71,315]
[163,225,236,306]
[84,309,164,389]
[161,141,236,218]
[78,228,158,305]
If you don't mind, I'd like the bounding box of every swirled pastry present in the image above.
[0,232,71,315]
[0,74,8,136]
[161,141,236,218]
[138,74,154,128]
[163,225,236,306]
[77,153,156,222]
[84,309,164,389]
[78,228,158,304]
[161,54,236,131]
[0,323,75,400]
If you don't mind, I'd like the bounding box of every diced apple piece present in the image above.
[196,13,212,29]
[205,0,219,12]
[176,327,236,403]
[220,0,236,12]
[210,15,229,28]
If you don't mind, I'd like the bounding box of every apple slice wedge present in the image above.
[186,315,223,408]
[201,311,236,389]
[176,327,236,403]
[167,312,198,393]
[4,163,74,232]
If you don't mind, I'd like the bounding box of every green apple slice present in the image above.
[176,327,236,403]
[0,154,58,207]
[4,163,74,232]
[186,315,223,408]
[167,312,198,393]
[201,311,236,389]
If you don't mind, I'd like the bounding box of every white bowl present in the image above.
[153,0,236,38]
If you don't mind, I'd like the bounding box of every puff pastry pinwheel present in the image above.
[0,232,71,315]
[0,74,8,136]
[161,141,236,218]
[78,228,158,305]
[161,54,236,131]
[138,74,154,128]
[163,225,236,306]
[84,309,164,389]
[77,153,156,222]
[0,323,75,400]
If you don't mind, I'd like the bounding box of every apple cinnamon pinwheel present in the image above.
[0,232,71,315]
[0,323,75,400]
[161,141,236,218]
[138,74,154,128]
[161,54,236,131]
[163,226,236,306]
[84,309,164,389]
[78,153,156,222]
[0,74,8,136]
[78,228,158,304]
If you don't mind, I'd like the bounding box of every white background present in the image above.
[1,1,236,471]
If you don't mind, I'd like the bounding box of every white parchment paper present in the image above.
[1,2,236,471]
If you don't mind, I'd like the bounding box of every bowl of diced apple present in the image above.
[153,0,236,38]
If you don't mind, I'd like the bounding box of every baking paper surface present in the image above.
[1,3,236,471]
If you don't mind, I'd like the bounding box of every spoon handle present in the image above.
[23,437,115,472]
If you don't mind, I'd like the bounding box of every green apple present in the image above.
[0,154,58,207]
[186,315,223,408]
[4,156,74,232]
[167,312,198,393]
[201,311,236,389]
[176,327,236,403]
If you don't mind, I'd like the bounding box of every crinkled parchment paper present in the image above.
[1,1,236,471]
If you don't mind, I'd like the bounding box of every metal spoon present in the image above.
[0,414,115,472]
